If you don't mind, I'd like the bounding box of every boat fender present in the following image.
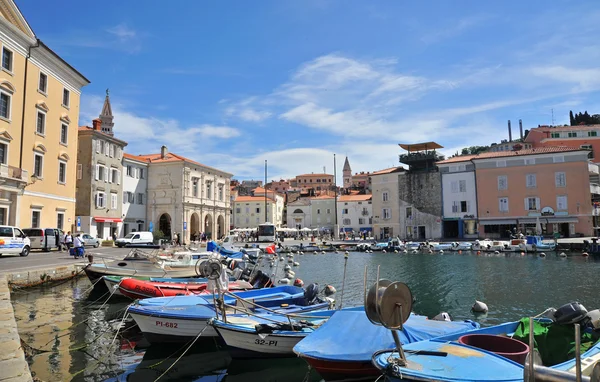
[324,285,336,296]
[583,252,589,257]
[412,250,418,254]
[242,254,249,261]
[559,252,567,257]
[278,278,290,284]
[344,251,349,256]
[284,264,291,272]
[584,309,600,331]
[472,300,488,313]
[382,249,387,253]
[300,252,304,255]
[432,312,452,322]
[279,257,284,261]
[439,250,444,254]
[554,302,587,325]
[521,252,525,256]
[293,278,304,287]
[285,270,295,278]
[269,261,274,268]
[539,252,546,257]
[293,261,299,266]
[494,250,500,254]
[394,250,398,253]
[477,251,481,255]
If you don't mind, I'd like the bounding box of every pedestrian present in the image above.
[73,234,84,258]
[176,233,181,246]
[64,231,73,251]
[57,230,64,252]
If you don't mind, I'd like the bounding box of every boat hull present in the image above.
[84,264,199,291]
[214,325,304,359]
[303,357,378,381]
[129,311,218,343]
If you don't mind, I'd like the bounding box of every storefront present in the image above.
[478,219,517,239]
[443,217,479,239]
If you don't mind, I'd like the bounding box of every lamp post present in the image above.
[334,154,339,240]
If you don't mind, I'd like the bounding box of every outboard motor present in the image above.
[304,283,320,305]
[554,302,587,325]
[250,270,272,288]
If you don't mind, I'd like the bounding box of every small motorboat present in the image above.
[129,283,335,344]
[472,239,509,252]
[102,274,241,295]
[503,238,527,252]
[292,310,479,381]
[431,242,454,251]
[451,242,473,251]
[211,307,363,359]
[116,277,256,300]
[525,235,556,252]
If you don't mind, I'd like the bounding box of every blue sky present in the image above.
[19,0,600,182]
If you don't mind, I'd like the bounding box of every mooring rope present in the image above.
[152,325,209,382]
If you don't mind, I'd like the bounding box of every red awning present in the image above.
[93,217,123,223]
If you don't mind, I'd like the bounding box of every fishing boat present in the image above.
[372,303,600,381]
[430,242,454,251]
[211,307,363,359]
[451,242,473,251]
[503,238,527,252]
[102,274,243,295]
[405,242,422,251]
[116,277,256,300]
[525,235,556,252]
[472,239,509,252]
[128,284,335,343]
[292,310,479,380]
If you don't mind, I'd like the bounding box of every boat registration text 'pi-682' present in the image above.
[155,321,178,328]
[255,339,278,346]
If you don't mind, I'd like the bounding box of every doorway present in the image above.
[159,213,172,238]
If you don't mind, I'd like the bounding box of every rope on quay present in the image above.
[153,325,209,382]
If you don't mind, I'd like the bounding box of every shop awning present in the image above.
[360,227,373,232]
[94,217,123,223]
[478,219,517,225]
[520,217,578,224]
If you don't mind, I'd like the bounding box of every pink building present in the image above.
[474,147,593,238]
[525,124,600,162]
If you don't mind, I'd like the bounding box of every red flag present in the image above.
[265,244,276,254]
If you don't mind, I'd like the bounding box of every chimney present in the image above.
[160,145,168,159]
[507,120,512,142]
[519,119,523,140]
[92,118,101,131]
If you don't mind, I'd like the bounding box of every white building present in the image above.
[142,146,232,243]
[337,194,373,234]
[253,187,284,227]
[233,196,276,228]
[437,157,478,239]
[371,167,404,239]
[310,195,336,229]
[287,198,312,229]
[121,153,149,235]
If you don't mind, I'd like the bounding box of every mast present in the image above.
[264,160,268,223]
[334,154,338,240]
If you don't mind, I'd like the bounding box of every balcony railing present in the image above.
[591,183,600,195]
[590,163,599,175]
[0,164,28,182]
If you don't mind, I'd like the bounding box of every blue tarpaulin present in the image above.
[293,310,479,361]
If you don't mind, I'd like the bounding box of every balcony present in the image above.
[591,183,600,195]
[590,163,599,175]
[0,164,28,184]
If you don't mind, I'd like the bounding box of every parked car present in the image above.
[0,225,30,257]
[79,233,100,248]
[115,231,154,247]
[22,228,61,251]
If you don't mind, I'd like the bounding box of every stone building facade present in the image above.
[397,171,443,240]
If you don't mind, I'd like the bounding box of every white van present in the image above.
[115,231,154,247]
[0,226,31,257]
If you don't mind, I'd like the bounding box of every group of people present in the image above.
[57,231,85,258]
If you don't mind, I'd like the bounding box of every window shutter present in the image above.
[536,197,541,210]
[96,140,100,153]
[95,193,99,207]
[117,170,121,184]
[104,168,107,183]
[94,165,99,180]
[108,169,112,183]
[466,201,470,212]
[499,199,503,211]
[524,198,529,210]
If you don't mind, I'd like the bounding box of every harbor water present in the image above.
[11,250,600,381]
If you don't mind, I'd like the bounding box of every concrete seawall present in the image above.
[0,264,86,382]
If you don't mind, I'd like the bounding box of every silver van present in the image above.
[22,228,61,251]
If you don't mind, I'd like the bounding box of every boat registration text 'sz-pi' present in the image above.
[155,321,178,328]
[255,339,278,346]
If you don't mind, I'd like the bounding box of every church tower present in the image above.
[99,89,115,136]
[343,156,352,188]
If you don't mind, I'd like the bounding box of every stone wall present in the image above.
[398,171,443,239]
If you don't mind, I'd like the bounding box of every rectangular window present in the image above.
[59,123,68,145]
[0,92,10,119]
[343,218,351,225]
[589,131,598,137]
[256,207,260,213]
[557,195,568,211]
[382,192,389,201]
[206,182,212,199]
[62,88,70,107]
[406,207,412,219]
[96,140,101,153]
[499,197,509,212]
[128,192,134,203]
[526,197,539,211]
[382,208,391,219]
[123,191,128,204]
[526,174,536,188]
[358,218,365,225]
[1,47,12,72]
[109,144,114,157]
[451,181,458,193]
[459,180,466,192]
[498,175,507,190]
[525,158,535,165]
[57,212,64,230]
[218,186,223,201]
[551,132,560,138]
[0,142,6,164]
[497,160,506,167]
[38,72,47,93]
[31,210,40,228]
[96,192,105,208]
[104,142,109,156]
[33,153,43,178]
[111,168,119,183]
[137,193,144,205]
[452,201,459,213]
[317,209,321,214]
[342,208,349,214]
[192,178,198,196]
[460,201,468,213]
[553,156,565,163]
[111,193,117,209]
[139,168,144,179]
[58,161,66,184]
[555,172,566,187]
[77,163,82,180]
[326,208,331,214]
[36,111,45,135]
[98,165,105,181]
[126,165,132,177]
[568,132,577,138]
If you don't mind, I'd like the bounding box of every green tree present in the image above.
[569,110,575,126]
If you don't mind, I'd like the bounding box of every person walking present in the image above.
[73,234,84,258]
[57,230,64,252]
[64,231,73,251]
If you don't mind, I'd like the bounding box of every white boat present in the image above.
[451,242,473,251]
[431,243,454,251]
[472,239,509,252]
[221,235,262,258]
[502,238,527,252]
[405,242,422,251]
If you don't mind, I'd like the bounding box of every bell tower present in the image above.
[343,156,352,188]
[99,88,114,136]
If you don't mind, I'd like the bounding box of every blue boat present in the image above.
[525,235,556,251]
[372,319,600,381]
[129,285,334,344]
[212,307,364,359]
[292,310,479,381]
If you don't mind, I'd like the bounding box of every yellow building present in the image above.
[0,1,89,229]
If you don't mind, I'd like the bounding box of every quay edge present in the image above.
[6,264,87,289]
[0,275,33,382]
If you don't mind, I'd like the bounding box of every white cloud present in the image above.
[106,24,137,41]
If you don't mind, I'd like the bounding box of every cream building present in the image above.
[140,146,232,242]
[371,167,404,239]
[121,153,148,235]
[310,194,335,229]
[233,187,284,229]
[337,194,373,234]
[0,1,89,229]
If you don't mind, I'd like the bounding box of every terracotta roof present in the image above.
[371,166,404,175]
[338,194,372,202]
[399,142,443,151]
[78,125,128,145]
[441,147,584,164]
[234,196,275,203]
[134,151,233,176]
[295,173,333,178]
[530,124,600,132]
[123,152,150,163]
[311,194,335,200]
